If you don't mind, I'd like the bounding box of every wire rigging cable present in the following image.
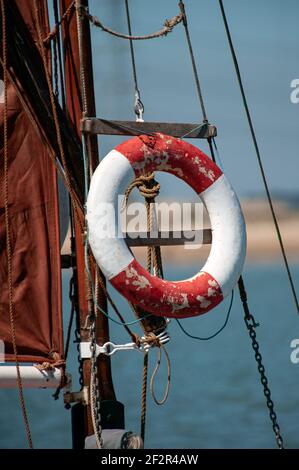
[178,1,207,122]
[218,0,299,316]
[125,0,144,121]
[176,290,234,341]
[178,1,217,173]
[178,1,285,448]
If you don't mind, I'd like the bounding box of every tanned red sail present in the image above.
[0,1,63,363]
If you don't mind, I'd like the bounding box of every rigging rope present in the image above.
[75,0,103,448]
[124,171,170,443]
[218,0,299,316]
[86,9,183,41]
[1,0,33,449]
[34,0,83,233]
[43,0,75,45]
[178,0,285,448]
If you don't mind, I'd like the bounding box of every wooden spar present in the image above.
[81,118,217,139]
[0,366,64,389]
[125,229,212,246]
[60,0,116,442]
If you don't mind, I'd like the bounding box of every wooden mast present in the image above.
[60,0,117,445]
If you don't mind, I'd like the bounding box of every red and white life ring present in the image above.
[87,133,246,318]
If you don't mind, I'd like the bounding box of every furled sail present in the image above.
[0,0,63,363]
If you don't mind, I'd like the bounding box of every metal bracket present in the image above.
[80,341,140,359]
[125,228,212,247]
[80,332,170,359]
[64,386,89,406]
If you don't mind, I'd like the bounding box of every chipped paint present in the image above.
[193,156,216,182]
[125,265,150,290]
[110,259,223,318]
[207,288,216,297]
[87,133,246,319]
[165,293,190,312]
[196,295,212,309]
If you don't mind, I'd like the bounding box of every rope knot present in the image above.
[124,172,160,206]
[143,332,161,348]
[137,174,160,201]
[164,13,184,34]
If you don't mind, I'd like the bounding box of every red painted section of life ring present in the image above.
[110,133,224,317]
[110,259,223,318]
[115,134,223,195]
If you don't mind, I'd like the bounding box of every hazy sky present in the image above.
[89,0,298,198]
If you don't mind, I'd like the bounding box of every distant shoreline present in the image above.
[62,197,299,265]
[132,198,299,266]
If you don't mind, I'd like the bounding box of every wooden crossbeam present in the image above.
[61,229,211,268]
[81,118,217,139]
[125,229,212,247]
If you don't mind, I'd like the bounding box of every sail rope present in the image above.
[0,0,33,449]
[75,1,104,448]
[218,0,299,316]
[34,0,84,233]
[85,8,183,41]
[43,0,75,46]
[123,173,171,443]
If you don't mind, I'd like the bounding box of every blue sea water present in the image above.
[0,263,299,449]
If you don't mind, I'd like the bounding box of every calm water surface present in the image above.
[0,263,298,449]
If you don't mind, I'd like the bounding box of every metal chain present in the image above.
[140,352,148,443]
[238,277,284,449]
[244,315,284,449]
[90,316,103,448]
[179,0,285,447]
[73,327,84,391]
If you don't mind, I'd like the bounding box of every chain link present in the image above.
[74,328,84,389]
[244,313,284,449]
[89,315,103,448]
